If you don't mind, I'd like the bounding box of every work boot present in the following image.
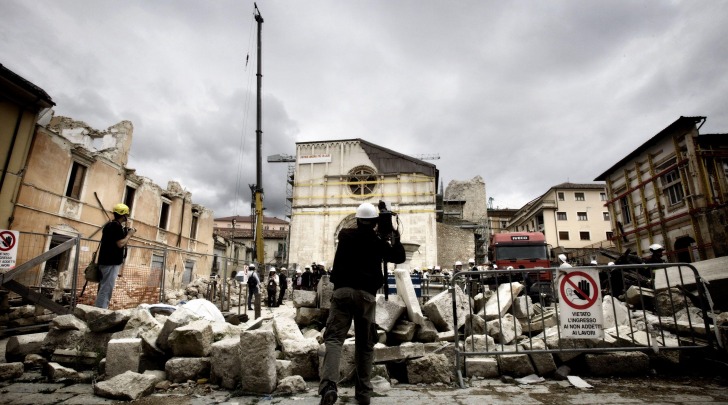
[319,381,337,405]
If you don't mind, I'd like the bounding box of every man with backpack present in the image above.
[246,264,260,310]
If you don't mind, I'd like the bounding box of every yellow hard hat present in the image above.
[113,203,130,216]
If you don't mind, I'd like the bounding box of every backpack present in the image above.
[247,274,258,286]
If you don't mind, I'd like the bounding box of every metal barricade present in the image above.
[450,263,715,387]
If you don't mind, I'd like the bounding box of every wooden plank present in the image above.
[2,280,71,314]
[0,238,78,285]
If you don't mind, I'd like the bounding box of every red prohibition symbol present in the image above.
[0,231,16,252]
[560,271,599,310]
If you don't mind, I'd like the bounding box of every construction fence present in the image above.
[2,232,243,311]
[449,263,718,387]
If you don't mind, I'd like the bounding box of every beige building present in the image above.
[486,208,517,238]
[595,116,728,262]
[9,114,215,295]
[507,183,611,264]
[214,215,289,269]
[287,139,438,270]
[1,63,55,230]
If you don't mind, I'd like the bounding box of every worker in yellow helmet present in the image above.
[95,203,135,308]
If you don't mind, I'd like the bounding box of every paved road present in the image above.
[2,375,727,405]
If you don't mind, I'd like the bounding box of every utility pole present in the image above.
[252,3,265,268]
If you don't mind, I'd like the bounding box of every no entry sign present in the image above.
[0,230,19,270]
[557,268,604,339]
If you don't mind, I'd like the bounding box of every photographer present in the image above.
[319,202,405,405]
[95,203,135,309]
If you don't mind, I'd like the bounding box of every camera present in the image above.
[377,200,397,238]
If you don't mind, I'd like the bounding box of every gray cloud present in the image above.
[2,0,726,216]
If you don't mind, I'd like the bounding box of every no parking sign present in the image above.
[0,230,19,270]
[557,268,604,339]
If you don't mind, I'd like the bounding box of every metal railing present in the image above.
[450,263,715,387]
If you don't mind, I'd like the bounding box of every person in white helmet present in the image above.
[266,267,278,307]
[319,202,405,405]
[646,244,665,264]
[466,258,479,298]
[246,264,260,310]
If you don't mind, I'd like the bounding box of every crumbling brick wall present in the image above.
[444,176,487,223]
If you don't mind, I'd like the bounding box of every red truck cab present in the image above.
[488,232,551,281]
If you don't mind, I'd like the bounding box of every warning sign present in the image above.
[0,230,19,270]
[557,268,603,339]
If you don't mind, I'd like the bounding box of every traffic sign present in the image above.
[0,230,19,270]
[557,268,603,339]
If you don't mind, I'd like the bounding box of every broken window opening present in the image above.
[159,200,171,230]
[65,161,87,200]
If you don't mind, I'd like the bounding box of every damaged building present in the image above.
[287,139,438,270]
[595,116,728,261]
[1,65,215,310]
[213,215,289,270]
[439,176,488,266]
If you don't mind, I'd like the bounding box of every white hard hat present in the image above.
[590,260,598,265]
[434,265,441,270]
[281,267,287,271]
[506,266,514,270]
[608,262,615,266]
[296,268,302,273]
[492,264,498,269]
[355,202,378,219]
[649,243,664,251]
[468,258,475,264]
[558,254,567,263]
[270,267,276,272]
[248,264,256,269]
[455,261,462,266]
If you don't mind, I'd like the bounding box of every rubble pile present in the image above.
[164,276,251,308]
[1,268,725,402]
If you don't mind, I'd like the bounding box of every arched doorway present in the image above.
[334,214,357,248]
[674,236,696,263]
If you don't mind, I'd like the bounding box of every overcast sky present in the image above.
[2,1,727,219]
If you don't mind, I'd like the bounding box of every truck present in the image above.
[488,231,553,303]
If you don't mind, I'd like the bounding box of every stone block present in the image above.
[292,290,317,308]
[486,313,522,344]
[407,353,451,384]
[394,269,426,326]
[465,356,499,378]
[51,349,100,367]
[73,304,110,322]
[156,307,202,352]
[511,296,534,319]
[168,319,213,357]
[374,342,424,363]
[497,353,534,377]
[481,282,524,320]
[6,332,47,361]
[422,285,469,332]
[281,337,319,379]
[0,362,24,380]
[463,314,486,337]
[87,310,131,333]
[602,295,630,329]
[274,316,305,350]
[521,339,556,376]
[165,357,211,383]
[93,370,157,401]
[240,329,277,394]
[302,327,323,344]
[46,362,81,381]
[24,354,47,369]
[464,334,497,351]
[584,351,649,376]
[124,308,161,333]
[415,319,439,343]
[106,338,142,378]
[51,314,88,331]
[375,294,407,332]
[210,338,241,389]
[317,275,334,309]
[275,375,307,395]
[389,319,417,343]
[211,321,240,342]
[545,336,590,362]
[295,307,327,326]
[276,359,292,381]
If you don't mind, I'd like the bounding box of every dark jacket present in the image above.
[330,227,405,295]
[98,220,126,265]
